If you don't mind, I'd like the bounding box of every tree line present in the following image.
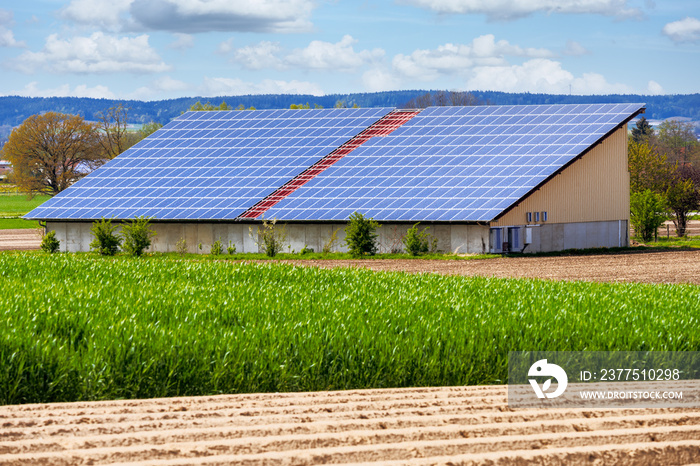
[2,91,700,128]
[628,117,700,240]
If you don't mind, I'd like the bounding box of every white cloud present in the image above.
[232,41,284,70]
[285,35,384,72]
[228,36,385,73]
[0,9,25,48]
[217,38,235,54]
[662,17,700,43]
[392,35,553,81]
[379,36,636,95]
[154,76,189,92]
[465,58,634,94]
[60,0,134,31]
[130,0,313,33]
[647,80,664,95]
[10,32,171,74]
[14,82,116,99]
[0,27,22,47]
[400,0,643,20]
[201,77,324,96]
[168,33,194,50]
[562,40,590,56]
[362,68,402,92]
[127,77,190,100]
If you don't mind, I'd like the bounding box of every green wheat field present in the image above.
[0,253,698,405]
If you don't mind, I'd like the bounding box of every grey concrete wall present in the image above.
[46,220,627,255]
[521,220,628,253]
[46,221,492,255]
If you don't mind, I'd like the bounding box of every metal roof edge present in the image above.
[36,217,487,225]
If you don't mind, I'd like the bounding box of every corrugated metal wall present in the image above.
[492,126,629,227]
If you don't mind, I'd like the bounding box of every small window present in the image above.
[526,212,532,222]
[535,212,540,222]
[542,211,548,222]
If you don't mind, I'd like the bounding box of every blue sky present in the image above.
[0,0,698,101]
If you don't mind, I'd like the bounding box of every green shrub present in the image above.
[227,241,236,255]
[120,216,156,256]
[250,218,287,257]
[211,238,224,255]
[322,228,340,253]
[40,230,60,254]
[403,223,432,256]
[344,211,379,257]
[176,237,187,256]
[89,218,121,256]
[630,189,668,242]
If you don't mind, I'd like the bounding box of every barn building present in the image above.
[26,103,644,254]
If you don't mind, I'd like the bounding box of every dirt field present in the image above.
[282,249,700,285]
[0,228,41,251]
[1,385,699,465]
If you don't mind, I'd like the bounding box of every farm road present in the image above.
[284,249,700,285]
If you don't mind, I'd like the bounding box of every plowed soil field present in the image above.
[2,386,699,465]
[0,228,41,251]
[281,249,700,285]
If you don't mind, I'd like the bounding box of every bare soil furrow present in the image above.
[1,386,699,464]
[1,403,693,439]
[95,440,700,466]
[0,386,509,414]
[2,421,699,465]
[3,414,700,457]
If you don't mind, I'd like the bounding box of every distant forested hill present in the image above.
[0,91,698,129]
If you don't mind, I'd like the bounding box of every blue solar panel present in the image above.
[266,103,644,221]
[27,107,394,220]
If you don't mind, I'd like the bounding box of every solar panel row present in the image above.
[264,103,643,221]
[28,107,394,220]
[26,103,644,223]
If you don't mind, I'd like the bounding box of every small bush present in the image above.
[250,218,288,257]
[176,237,187,256]
[40,230,60,253]
[323,228,340,253]
[300,245,313,255]
[403,223,432,256]
[344,211,380,258]
[227,241,236,255]
[120,216,156,257]
[89,218,121,256]
[211,238,224,255]
[630,190,668,242]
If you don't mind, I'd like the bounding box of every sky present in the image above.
[0,0,698,101]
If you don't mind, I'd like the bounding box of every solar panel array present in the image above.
[27,107,393,220]
[27,103,643,223]
[265,103,644,221]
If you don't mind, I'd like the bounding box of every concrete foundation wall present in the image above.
[46,222,492,255]
[520,220,628,253]
[45,220,626,255]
